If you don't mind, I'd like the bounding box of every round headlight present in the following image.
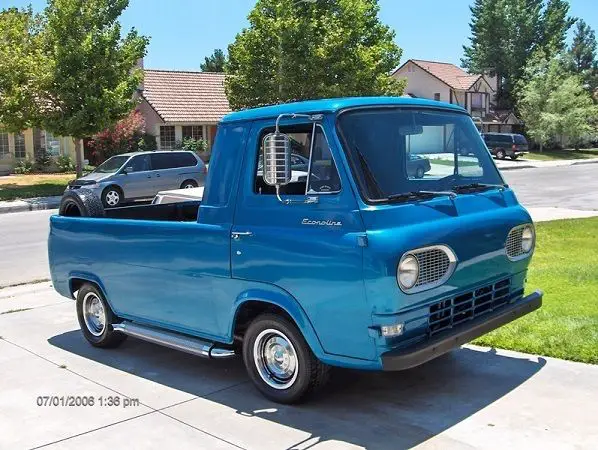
[521,225,534,252]
[398,254,419,290]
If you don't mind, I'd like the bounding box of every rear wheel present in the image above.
[180,179,198,189]
[102,185,123,208]
[242,314,329,404]
[495,149,506,160]
[76,283,127,348]
[415,167,425,178]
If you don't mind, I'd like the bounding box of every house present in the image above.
[138,69,231,151]
[0,128,78,175]
[392,59,523,133]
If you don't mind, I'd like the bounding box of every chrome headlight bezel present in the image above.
[397,245,457,294]
[506,223,535,260]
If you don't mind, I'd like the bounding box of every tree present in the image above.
[0,7,49,132]
[200,48,226,72]
[517,54,597,150]
[568,19,598,93]
[225,0,405,110]
[39,0,148,176]
[462,0,574,109]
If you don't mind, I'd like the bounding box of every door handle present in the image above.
[232,231,253,240]
[156,173,161,177]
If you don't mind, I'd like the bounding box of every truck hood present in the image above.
[360,188,534,314]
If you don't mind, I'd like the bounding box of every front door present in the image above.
[119,154,154,199]
[231,118,375,360]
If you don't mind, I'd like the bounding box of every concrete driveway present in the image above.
[1,283,597,449]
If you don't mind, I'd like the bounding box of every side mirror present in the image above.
[122,166,134,174]
[262,132,291,186]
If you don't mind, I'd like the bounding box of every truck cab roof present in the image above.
[221,96,467,123]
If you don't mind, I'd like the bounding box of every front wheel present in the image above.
[415,167,425,178]
[495,149,506,160]
[242,314,329,404]
[510,154,519,160]
[76,283,127,348]
[102,186,123,208]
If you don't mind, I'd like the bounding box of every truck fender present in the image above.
[67,272,115,310]
[231,288,326,360]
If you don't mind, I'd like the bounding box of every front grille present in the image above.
[428,278,512,335]
[506,227,524,258]
[414,248,451,287]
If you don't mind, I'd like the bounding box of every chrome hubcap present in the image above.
[105,190,120,206]
[83,292,106,336]
[253,329,298,390]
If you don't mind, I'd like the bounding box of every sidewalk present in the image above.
[0,195,61,214]
[495,156,598,171]
[1,283,597,449]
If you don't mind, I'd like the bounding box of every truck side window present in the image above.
[307,126,341,194]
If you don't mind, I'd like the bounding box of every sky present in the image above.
[4,0,598,71]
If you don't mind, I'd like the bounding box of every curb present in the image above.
[498,165,535,171]
[0,197,61,215]
[572,159,598,166]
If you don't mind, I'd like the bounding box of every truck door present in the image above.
[231,117,375,361]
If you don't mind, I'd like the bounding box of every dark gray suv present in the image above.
[66,151,207,207]
[482,133,529,160]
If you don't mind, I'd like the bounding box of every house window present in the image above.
[45,131,61,156]
[0,132,9,157]
[471,93,484,109]
[15,132,26,158]
[182,125,203,141]
[32,128,61,156]
[160,126,176,149]
[434,93,441,101]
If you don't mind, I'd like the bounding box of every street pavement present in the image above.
[0,283,597,449]
[0,209,55,288]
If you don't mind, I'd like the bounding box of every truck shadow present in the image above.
[49,330,545,449]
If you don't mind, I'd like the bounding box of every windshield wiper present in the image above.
[386,190,456,203]
[452,183,506,193]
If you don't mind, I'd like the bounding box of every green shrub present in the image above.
[13,158,34,174]
[138,133,157,151]
[34,150,52,172]
[181,137,208,153]
[56,155,75,173]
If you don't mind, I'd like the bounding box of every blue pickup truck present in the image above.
[49,97,542,403]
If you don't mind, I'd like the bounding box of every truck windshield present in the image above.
[93,155,130,174]
[336,108,504,202]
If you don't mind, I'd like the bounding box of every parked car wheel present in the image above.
[102,185,123,208]
[495,149,506,160]
[415,167,425,178]
[180,179,198,189]
[59,189,105,217]
[76,283,127,348]
[510,154,519,160]
[242,314,330,404]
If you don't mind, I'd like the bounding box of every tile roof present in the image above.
[409,60,482,90]
[142,70,231,123]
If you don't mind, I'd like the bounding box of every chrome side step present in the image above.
[112,322,235,359]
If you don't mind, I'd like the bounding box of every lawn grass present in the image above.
[0,173,74,201]
[473,217,598,364]
[524,148,598,161]
[430,158,479,167]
